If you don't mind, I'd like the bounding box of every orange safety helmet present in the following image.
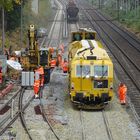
[119,82,124,87]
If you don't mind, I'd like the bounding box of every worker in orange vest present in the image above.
[62,58,68,73]
[37,66,44,86]
[57,53,62,67]
[34,66,44,98]
[50,58,56,68]
[34,70,40,98]
[118,83,127,105]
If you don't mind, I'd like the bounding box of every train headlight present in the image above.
[83,92,86,97]
[110,83,113,90]
[71,83,74,90]
[86,75,90,78]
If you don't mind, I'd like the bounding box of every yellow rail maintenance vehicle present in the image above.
[68,28,113,109]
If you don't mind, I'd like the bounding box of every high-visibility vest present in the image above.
[35,67,44,86]
[63,61,68,72]
[51,59,56,68]
[39,67,44,75]
[118,85,127,101]
[34,80,40,94]
[57,54,62,66]
[36,67,44,75]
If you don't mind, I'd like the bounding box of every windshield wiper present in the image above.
[100,70,107,79]
[77,48,89,55]
[77,46,94,55]
[83,70,90,79]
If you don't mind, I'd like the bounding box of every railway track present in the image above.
[0,88,34,139]
[68,22,79,32]
[0,88,22,136]
[0,0,64,139]
[18,88,34,140]
[60,0,68,38]
[102,110,113,140]
[78,0,140,125]
[79,109,86,140]
[86,10,140,90]
[35,1,64,138]
[39,86,60,140]
[95,10,140,51]
[79,109,113,140]
[47,0,64,48]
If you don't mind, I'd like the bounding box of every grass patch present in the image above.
[0,0,52,51]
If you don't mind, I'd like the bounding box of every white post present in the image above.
[11,99,14,119]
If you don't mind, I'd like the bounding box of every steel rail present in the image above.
[0,114,11,128]
[47,1,62,48]
[95,9,140,46]
[76,2,140,126]
[86,10,140,72]
[92,10,140,53]
[0,112,19,136]
[0,88,22,112]
[60,0,68,38]
[79,109,86,140]
[39,87,60,140]
[80,2,140,50]
[18,88,33,140]
[80,6,140,126]
[127,97,140,127]
[83,9,140,92]
[0,88,34,137]
[102,110,113,140]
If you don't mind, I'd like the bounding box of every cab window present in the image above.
[93,65,108,78]
[72,33,82,41]
[85,33,95,40]
[76,65,90,77]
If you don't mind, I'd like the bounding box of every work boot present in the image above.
[121,103,126,105]
[35,94,39,98]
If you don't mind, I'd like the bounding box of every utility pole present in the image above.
[20,0,23,48]
[99,0,101,9]
[2,6,5,54]
[37,0,39,14]
[117,0,120,21]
